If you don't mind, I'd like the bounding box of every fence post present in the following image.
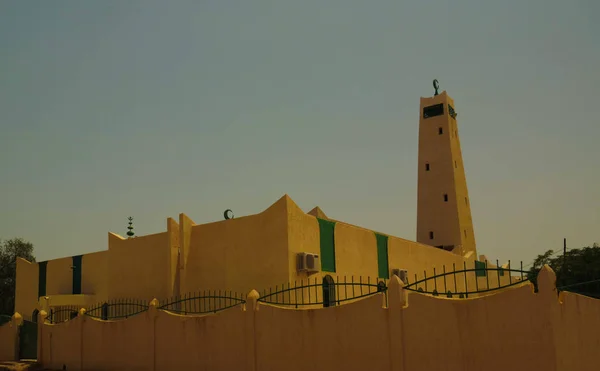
[148,299,159,371]
[5,312,23,361]
[387,276,406,371]
[78,308,86,371]
[537,265,558,299]
[387,275,407,309]
[37,310,48,366]
[245,290,259,371]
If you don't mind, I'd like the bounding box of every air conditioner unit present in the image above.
[297,253,320,273]
[391,269,408,285]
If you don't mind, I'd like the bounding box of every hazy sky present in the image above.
[1,1,598,266]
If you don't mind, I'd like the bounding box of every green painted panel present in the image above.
[72,255,83,294]
[38,261,47,298]
[19,320,37,359]
[375,233,389,279]
[317,218,336,272]
[475,260,486,277]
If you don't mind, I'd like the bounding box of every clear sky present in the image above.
[1,0,598,266]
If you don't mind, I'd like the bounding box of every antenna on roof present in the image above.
[224,209,234,220]
[127,217,135,237]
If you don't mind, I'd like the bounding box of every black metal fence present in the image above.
[86,298,149,320]
[47,306,79,324]
[159,290,245,315]
[404,260,529,298]
[557,279,600,300]
[47,291,247,322]
[258,276,388,308]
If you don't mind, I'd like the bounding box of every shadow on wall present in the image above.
[16,265,598,371]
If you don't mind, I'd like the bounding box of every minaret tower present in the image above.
[416,80,477,257]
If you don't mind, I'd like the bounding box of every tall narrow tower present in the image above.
[416,81,477,257]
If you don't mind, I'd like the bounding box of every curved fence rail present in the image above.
[557,279,600,299]
[47,306,79,324]
[86,299,149,320]
[258,276,388,308]
[159,291,246,314]
[404,260,529,298]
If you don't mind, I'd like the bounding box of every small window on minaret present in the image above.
[438,127,443,135]
[443,194,448,202]
[465,197,468,205]
[454,161,457,168]
[464,230,467,238]
[425,163,430,171]
[429,231,434,239]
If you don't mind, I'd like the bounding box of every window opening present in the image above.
[423,103,444,119]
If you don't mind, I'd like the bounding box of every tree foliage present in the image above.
[0,238,36,315]
[528,243,600,298]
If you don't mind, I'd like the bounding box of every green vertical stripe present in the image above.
[317,218,336,272]
[38,261,47,298]
[72,255,83,294]
[475,260,486,277]
[375,233,389,279]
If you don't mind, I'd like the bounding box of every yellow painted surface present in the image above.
[286,198,320,283]
[107,231,172,301]
[46,257,72,296]
[38,316,82,369]
[81,314,154,371]
[167,217,180,299]
[182,195,290,296]
[81,251,108,302]
[44,295,96,309]
[13,88,497,318]
[14,259,39,319]
[35,267,600,371]
[334,223,378,277]
[417,90,477,257]
[154,307,249,370]
[286,207,510,299]
[14,194,517,316]
[0,319,18,362]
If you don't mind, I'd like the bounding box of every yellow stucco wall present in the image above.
[182,195,290,296]
[107,231,172,301]
[46,257,73,296]
[417,91,477,257]
[167,217,180,299]
[287,197,320,284]
[81,251,108,302]
[14,195,518,316]
[282,199,518,306]
[14,258,39,319]
[0,318,18,362]
[35,267,600,371]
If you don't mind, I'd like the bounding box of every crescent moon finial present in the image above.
[224,209,234,220]
[433,79,440,96]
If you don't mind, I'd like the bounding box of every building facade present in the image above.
[14,88,508,318]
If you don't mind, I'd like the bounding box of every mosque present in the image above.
[14,82,510,318]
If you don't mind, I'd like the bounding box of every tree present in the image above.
[528,243,600,299]
[0,238,36,315]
